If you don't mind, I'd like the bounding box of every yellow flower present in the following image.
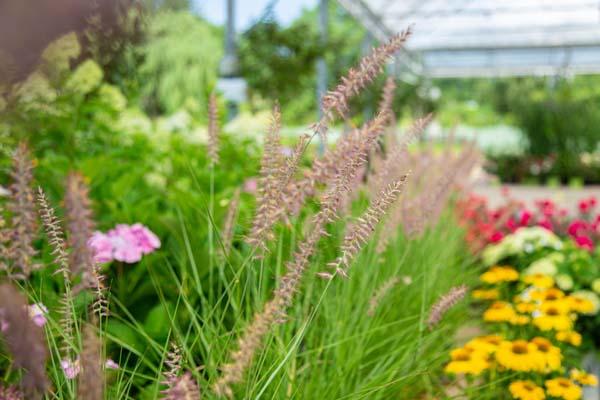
[444,347,489,375]
[509,380,546,400]
[484,301,517,323]
[540,298,571,315]
[516,301,537,314]
[510,314,531,325]
[533,303,574,331]
[531,287,565,302]
[480,266,519,284]
[555,331,582,347]
[496,340,544,372]
[545,378,582,400]
[466,335,503,355]
[570,369,598,386]
[523,273,554,289]
[531,337,561,371]
[567,296,595,314]
[472,288,500,300]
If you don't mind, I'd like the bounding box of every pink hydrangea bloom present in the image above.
[88,232,114,263]
[61,358,81,379]
[88,223,160,264]
[129,223,161,254]
[109,225,144,263]
[28,303,48,327]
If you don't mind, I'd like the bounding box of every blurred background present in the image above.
[2,0,600,189]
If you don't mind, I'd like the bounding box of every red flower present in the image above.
[519,210,532,226]
[506,218,518,232]
[579,200,590,213]
[538,218,553,231]
[568,219,589,237]
[489,231,505,243]
[575,235,594,251]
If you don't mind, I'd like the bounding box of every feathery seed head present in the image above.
[64,171,95,281]
[208,92,220,166]
[321,29,411,120]
[6,141,38,278]
[77,322,104,400]
[36,187,69,280]
[427,284,468,329]
[0,283,49,397]
[163,372,200,400]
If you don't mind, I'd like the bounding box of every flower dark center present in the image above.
[523,383,535,391]
[512,342,528,354]
[547,307,559,316]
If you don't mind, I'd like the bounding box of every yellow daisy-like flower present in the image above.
[545,378,582,400]
[466,335,503,355]
[567,296,595,314]
[484,301,517,323]
[570,369,598,386]
[516,301,537,314]
[496,340,544,372]
[540,299,571,315]
[510,314,531,325]
[531,337,561,371]
[509,380,546,400]
[480,266,519,284]
[555,331,582,347]
[472,288,500,300]
[444,347,489,375]
[533,303,574,332]
[523,273,554,289]
[531,287,565,302]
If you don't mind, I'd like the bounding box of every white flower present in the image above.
[555,274,574,291]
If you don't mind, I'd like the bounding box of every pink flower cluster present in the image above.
[458,190,600,252]
[88,223,160,264]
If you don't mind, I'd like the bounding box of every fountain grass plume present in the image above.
[208,92,219,166]
[321,29,411,122]
[7,141,38,278]
[325,177,407,278]
[427,285,468,329]
[77,322,104,400]
[367,276,400,316]
[64,171,95,280]
[36,187,69,279]
[0,283,49,397]
[246,104,284,254]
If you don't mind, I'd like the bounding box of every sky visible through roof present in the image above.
[196,0,318,29]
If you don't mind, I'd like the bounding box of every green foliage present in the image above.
[239,2,376,124]
[436,76,600,183]
[139,11,222,115]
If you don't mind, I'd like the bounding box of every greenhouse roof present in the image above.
[338,0,600,78]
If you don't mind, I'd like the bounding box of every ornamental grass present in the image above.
[0,29,481,399]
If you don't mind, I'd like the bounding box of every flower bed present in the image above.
[457,191,600,252]
[446,225,600,399]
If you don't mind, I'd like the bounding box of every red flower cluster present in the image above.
[457,190,600,253]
